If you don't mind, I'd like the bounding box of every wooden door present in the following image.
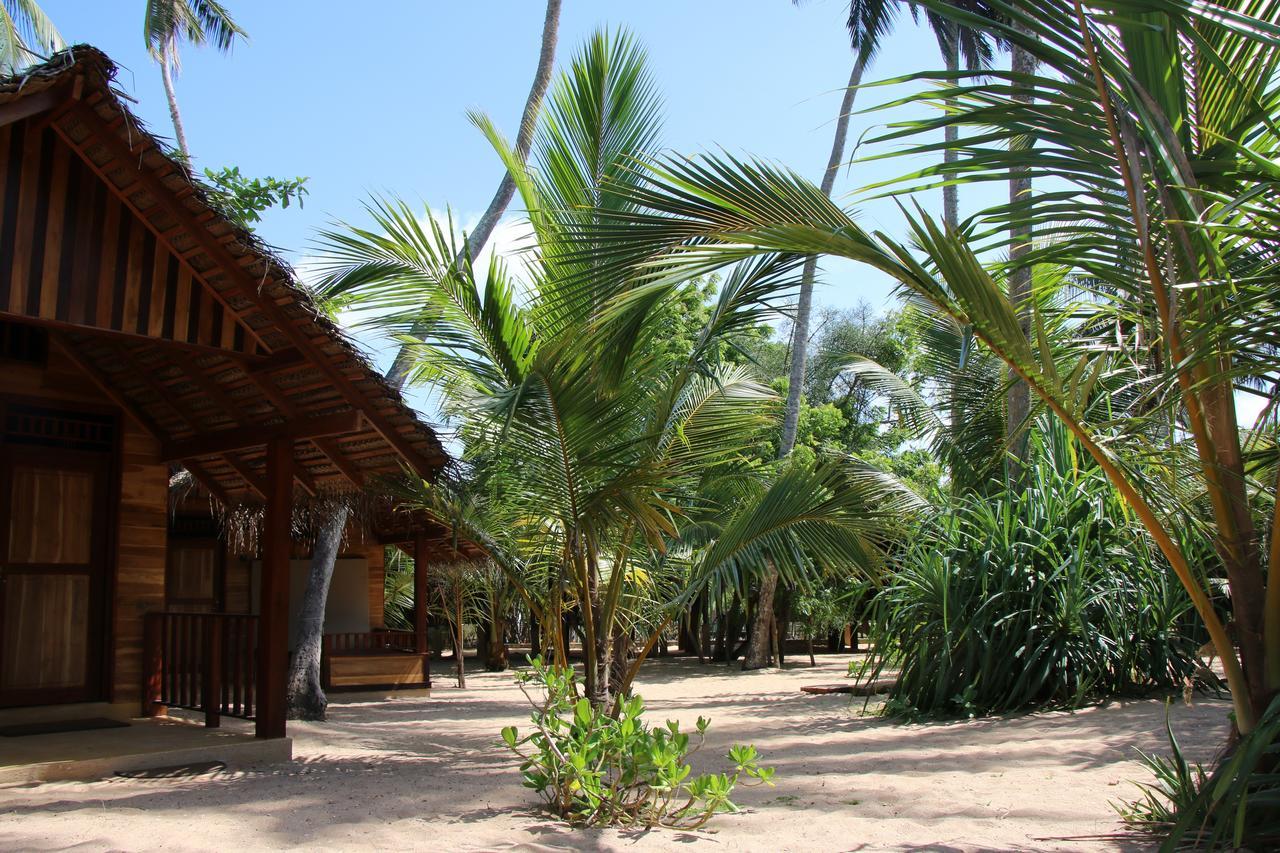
[0,448,110,706]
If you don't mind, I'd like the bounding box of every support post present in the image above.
[204,617,223,728]
[414,532,431,686]
[256,437,293,739]
[142,614,164,718]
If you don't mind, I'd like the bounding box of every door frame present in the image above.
[0,395,120,707]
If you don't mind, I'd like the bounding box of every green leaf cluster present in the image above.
[501,656,773,829]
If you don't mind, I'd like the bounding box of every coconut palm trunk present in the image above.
[1005,34,1034,483]
[385,0,561,388]
[286,0,561,718]
[744,58,864,671]
[158,45,192,161]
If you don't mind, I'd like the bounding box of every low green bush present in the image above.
[862,433,1201,718]
[501,657,774,828]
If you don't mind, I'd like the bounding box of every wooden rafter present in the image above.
[160,410,363,462]
[63,101,442,478]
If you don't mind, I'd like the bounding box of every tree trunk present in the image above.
[742,559,779,670]
[942,38,960,230]
[752,58,866,668]
[158,47,192,162]
[778,57,866,458]
[486,615,509,671]
[453,592,466,688]
[385,0,563,387]
[286,0,563,708]
[285,505,349,720]
[1006,32,1036,484]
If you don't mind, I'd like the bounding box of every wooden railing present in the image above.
[322,628,420,655]
[143,612,259,727]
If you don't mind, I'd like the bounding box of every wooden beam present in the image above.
[64,102,443,477]
[49,334,238,505]
[245,347,305,376]
[0,83,72,129]
[256,436,293,740]
[236,362,366,490]
[160,410,363,462]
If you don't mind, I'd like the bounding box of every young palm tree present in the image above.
[570,0,1280,737]
[0,0,61,74]
[143,0,245,160]
[316,30,920,708]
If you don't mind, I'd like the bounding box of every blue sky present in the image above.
[42,1,1011,419]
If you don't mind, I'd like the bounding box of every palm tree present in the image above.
[569,0,1280,738]
[316,30,919,708]
[0,0,61,74]
[143,0,245,161]
[746,0,1004,670]
[286,0,562,720]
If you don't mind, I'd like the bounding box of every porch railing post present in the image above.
[414,532,431,687]
[204,616,223,728]
[142,613,164,718]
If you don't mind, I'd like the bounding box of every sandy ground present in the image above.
[0,655,1232,852]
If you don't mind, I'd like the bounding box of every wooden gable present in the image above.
[0,121,260,354]
[0,47,450,504]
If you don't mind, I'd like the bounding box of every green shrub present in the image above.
[1118,699,1280,850]
[863,437,1200,718]
[501,656,774,828]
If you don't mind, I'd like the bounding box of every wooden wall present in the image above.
[0,343,167,707]
[0,120,258,354]
[113,423,166,706]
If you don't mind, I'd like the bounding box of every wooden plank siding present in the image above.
[0,120,258,355]
[0,344,167,708]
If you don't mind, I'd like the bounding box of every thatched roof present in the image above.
[0,46,450,505]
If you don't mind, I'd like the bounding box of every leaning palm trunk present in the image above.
[158,47,191,161]
[288,0,562,717]
[747,58,864,671]
[384,0,561,388]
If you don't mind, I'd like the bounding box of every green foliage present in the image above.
[864,426,1200,718]
[202,166,308,231]
[1118,698,1280,851]
[502,656,773,828]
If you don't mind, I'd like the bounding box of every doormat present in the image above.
[0,717,130,737]
[115,761,226,779]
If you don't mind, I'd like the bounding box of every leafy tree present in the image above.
[202,166,308,231]
[571,0,1280,742]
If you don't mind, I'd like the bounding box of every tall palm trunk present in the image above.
[1005,34,1035,484]
[941,36,960,230]
[386,0,562,388]
[285,0,562,719]
[745,58,864,671]
[158,46,192,161]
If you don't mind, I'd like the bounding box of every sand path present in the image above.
[0,655,1230,852]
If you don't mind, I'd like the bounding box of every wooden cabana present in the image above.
[0,46,463,749]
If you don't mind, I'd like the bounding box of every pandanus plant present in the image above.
[568,0,1280,736]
